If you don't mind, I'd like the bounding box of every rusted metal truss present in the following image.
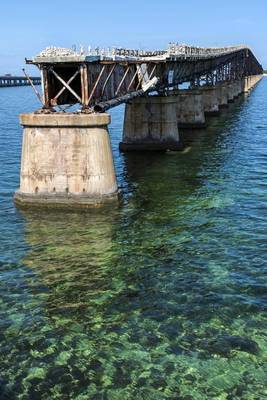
[26,47,263,112]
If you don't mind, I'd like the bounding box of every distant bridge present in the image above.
[0,76,41,88]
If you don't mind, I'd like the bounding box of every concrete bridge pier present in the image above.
[251,74,263,87]
[227,83,236,103]
[248,76,253,91]
[201,87,220,116]
[242,77,251,93]
[249,76,254,89]
[235,80,242,97]
[231,81,242,100]
[217,84,229,108]
[14,113,118,208]
[232,81,242,98]
[254,75,260,85]
[120,96,181,151]
[241,75,262,93]
[175,90,206,128]
[250,75,256,88]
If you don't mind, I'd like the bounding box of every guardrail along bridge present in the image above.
[14,43,263,209]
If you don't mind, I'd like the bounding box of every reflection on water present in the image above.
[0,84,266,399]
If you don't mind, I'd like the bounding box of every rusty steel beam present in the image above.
[115,66,130,96]
[101,64,116,96]
[94,88,149,112]
[50,68,82,103]
[80,64,89,107]
[127,67,139,91]
[51,68,80,105]
[87,65,106,105]
[22,68,44,106]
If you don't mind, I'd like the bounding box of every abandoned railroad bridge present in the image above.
[14,43,263,208]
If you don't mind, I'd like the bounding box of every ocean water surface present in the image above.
[0,81,266,399]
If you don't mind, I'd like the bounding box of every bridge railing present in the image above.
[85,44,247,60]
[32,44,249,63]
[167,43,247,58]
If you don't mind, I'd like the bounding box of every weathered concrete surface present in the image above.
[201,86,220,116]
[217,84,229,108]
[234,80,243,97]
[250,74,263,88]
[175,90,206,128]
[19,113,111,127]
[120,96,182,151]
[227,83,236,103]
[242,74,263,93]
[242,76,251,93]
[14,113,118,208]
[230,81,242,99]
[225,81,242,102]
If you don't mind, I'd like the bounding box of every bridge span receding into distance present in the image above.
[0,76,41,87]
[13,43,264,209]
[25,43,262,111]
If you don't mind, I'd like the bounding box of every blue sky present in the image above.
[0,0,266,74]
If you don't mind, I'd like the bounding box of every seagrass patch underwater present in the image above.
[0,82,266,399]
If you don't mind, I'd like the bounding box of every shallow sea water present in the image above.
[0,82,266,399]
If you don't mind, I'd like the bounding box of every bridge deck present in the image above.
[25,44,262,111]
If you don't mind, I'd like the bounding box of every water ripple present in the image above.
[0,83,266,399]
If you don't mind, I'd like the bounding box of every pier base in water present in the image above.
[14,113,118,208]
[175,90,206,128]
[201,86,220,116]
[120,96,182,151]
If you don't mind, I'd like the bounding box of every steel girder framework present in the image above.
[26,46,263,112]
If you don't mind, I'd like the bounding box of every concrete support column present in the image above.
[233,82,238,98]
[120,96,181,151]
[235,80,243,97]
[201,86,220,116]
[252,74,262,87]
[242,77,250,93]
[217,84,229,108]
[250,77,253,89]
[241,74,263,94]
[14,113,118,208]
[175,89,206,128]
[231,81,240,98]
[227,83,236,103]
[248,76,252,90]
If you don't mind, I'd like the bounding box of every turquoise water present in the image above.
[0,82,266,399]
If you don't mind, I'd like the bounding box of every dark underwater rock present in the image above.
[206,335,260,356]
[0,377,15,400]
